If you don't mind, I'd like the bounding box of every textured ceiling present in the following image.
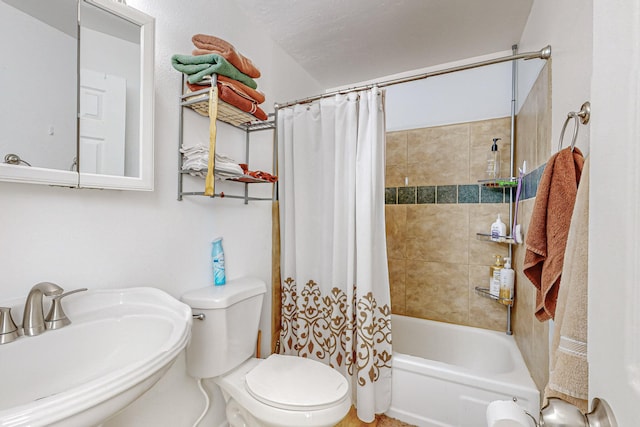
[234,0,533,88]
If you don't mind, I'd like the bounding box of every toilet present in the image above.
[181,277,351,427]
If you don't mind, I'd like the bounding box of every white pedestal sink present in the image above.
[0,287,192,427]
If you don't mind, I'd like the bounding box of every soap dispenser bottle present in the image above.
[490,214,507,242]
[486,138,501,180]
[499,257,515,305]
[489,255,504,297]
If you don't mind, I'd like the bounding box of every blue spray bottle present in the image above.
[211,237,226,286]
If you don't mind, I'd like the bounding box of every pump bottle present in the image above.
[499,257,515,305]
[490,214,507,242]
[486,138,501,179]
[489,255,503,297]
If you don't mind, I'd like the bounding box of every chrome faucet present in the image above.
[23,282,63,336]
[0,307,18,344]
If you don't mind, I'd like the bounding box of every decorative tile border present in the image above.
[386,184,507,204]
[385,164,547,205]
[521,163,546,200]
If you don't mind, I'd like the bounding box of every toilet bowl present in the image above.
[217,356,350,427]
[181,277,351,427]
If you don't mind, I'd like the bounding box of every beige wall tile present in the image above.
[405,260,469,324]
[385,205,407,259]
[515,87,538,172]
[388,258,406,315]
[386,164,407,187]
[407,124,470,185]
[469,117,512,181]
[468,264,508,332]
[536,63,552,163]
[406,204,469,264]
[382,101,550,373]
[386,131,408,165]
[468,204,511,266]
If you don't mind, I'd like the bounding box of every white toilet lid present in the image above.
[245,354,349,411]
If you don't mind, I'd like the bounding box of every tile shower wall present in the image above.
[385,117,512,332]
[512,63,552,393]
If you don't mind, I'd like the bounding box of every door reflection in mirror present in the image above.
[79,0,141,177]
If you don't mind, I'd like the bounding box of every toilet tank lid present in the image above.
[181,277,266,309]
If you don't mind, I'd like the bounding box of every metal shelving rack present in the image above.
[177,76,276,204]
[474,175,519,335]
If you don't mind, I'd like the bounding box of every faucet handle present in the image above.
[45,288,88,330]
[0,307,19,344]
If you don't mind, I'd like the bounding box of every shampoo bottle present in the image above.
[499,257,515,305]
[489,255,503,297]
[212,237,226,286]
[486,138,501,179]
[490,214,507,242]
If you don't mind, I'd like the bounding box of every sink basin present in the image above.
[0,287,192,427]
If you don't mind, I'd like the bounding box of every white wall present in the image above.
[385,61,512,131]
[329,49,547,132]
[518,0,593,156]
[0,0,322,425]
[589,1,640,425]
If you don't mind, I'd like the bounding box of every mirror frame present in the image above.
[79,0,155,191]
[0,0,155,191]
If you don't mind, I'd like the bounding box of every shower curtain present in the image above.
[277,88,392,422]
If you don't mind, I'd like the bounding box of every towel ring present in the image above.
[558,101,591,152]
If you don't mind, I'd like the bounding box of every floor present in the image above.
[336,407,417,427]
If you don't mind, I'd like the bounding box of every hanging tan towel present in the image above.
[545,156,590,413]
[523,147,584,321]
[192,34,261,78]
[204,85,219,196]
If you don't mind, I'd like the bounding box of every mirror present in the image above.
[0,0,155,190]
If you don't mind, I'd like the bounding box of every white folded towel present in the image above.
[180,145,244,178]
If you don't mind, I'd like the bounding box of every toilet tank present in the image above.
[181,277,266,379]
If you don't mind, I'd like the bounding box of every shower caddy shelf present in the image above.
[474,174,520,335]
[477,177,518,188]
[474,287,513,306]
[475,233,517,244]
[177,76,276,204]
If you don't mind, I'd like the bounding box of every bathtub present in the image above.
[385,315,539,427]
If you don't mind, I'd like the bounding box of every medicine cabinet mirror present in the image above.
[0,0,155,190]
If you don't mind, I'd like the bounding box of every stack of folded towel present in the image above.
[180,145,244,180]
[171,34,268,121]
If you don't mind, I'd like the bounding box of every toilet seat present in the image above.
[215,358,351,427]
[245,354,349,411]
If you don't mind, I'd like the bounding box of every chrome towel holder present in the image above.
[558,101,591,152]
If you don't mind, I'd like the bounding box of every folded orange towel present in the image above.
[189,75,266,104]
[192,34,261,78]
[524,147,584,321]
[216,75,265,104]
[186,82,268,121]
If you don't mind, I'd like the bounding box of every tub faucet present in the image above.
[23,282,63,336]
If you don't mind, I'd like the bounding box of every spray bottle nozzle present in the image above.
[491,138,501,151]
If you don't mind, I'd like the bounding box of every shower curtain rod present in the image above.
[274,45,551,110]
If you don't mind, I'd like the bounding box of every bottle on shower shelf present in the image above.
[490,214,507,242]
[499,257,515,305]
[486,138,501,180]
[489,255,503,297]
